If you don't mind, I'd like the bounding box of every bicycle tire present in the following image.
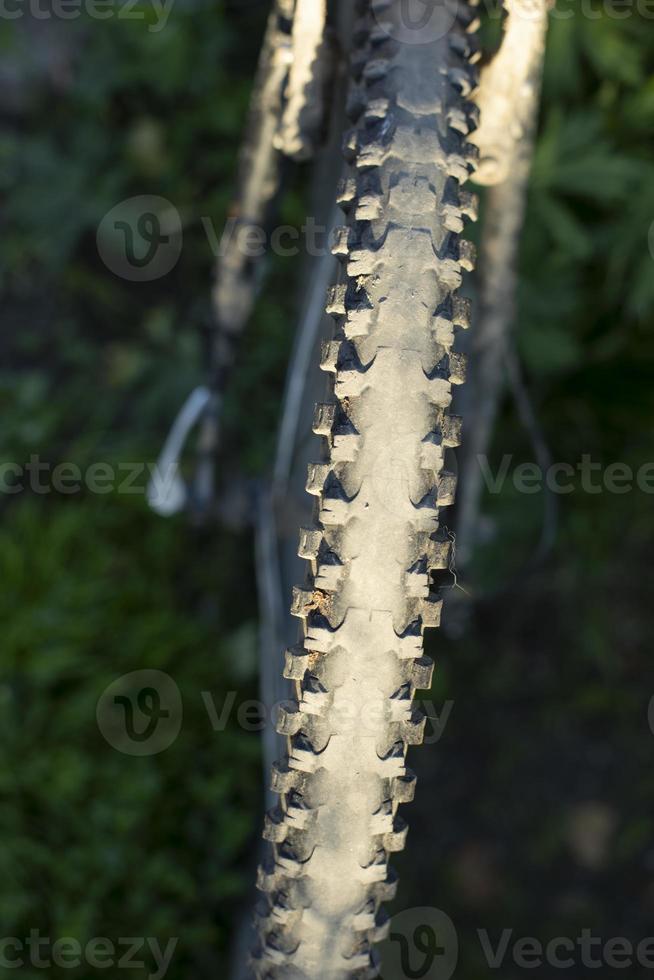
[254,2,480,976]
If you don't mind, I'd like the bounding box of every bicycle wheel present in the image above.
[254,1,480,975]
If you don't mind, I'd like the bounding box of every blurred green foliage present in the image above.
[0,497,261,977]
[1,2,282,975]
[1,0,653,976]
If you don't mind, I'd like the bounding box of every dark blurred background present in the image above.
[1,1,654,977]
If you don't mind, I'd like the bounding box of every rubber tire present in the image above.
[254,2,480,976]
